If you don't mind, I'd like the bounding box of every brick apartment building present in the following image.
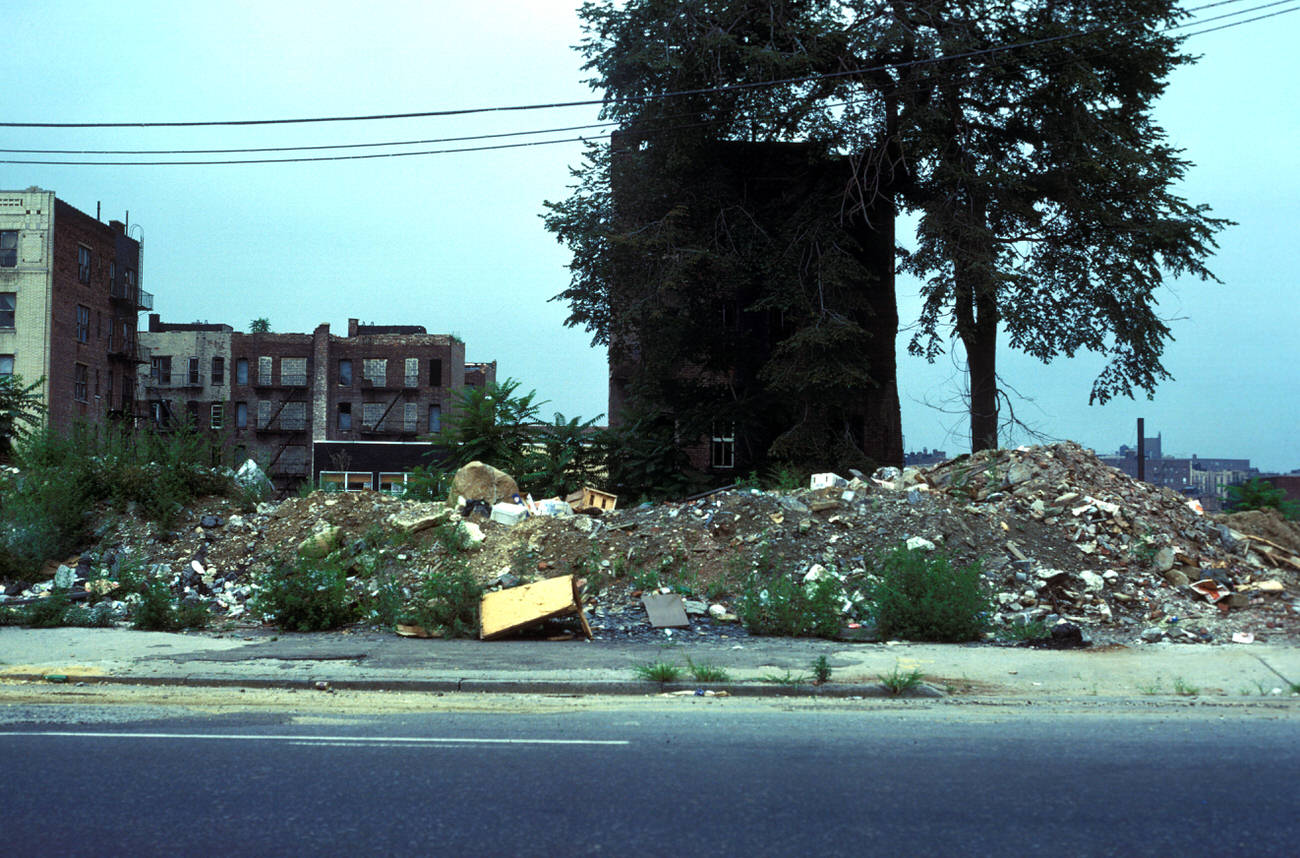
[139,316,494,491]
[0,188,151,431]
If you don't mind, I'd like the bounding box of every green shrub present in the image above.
[0,423,236,578]
[6,589,115,628]
[253,555,356,632]
[737,573,842,638]
[868,546,990,642]
[1226,478,1300,520]
[132,578,181,631]
[403,562,482,638]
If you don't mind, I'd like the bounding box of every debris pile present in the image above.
[1,442,1296,645]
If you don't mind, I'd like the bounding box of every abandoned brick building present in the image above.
[0,188,151,432]
[606,137,903,476]
[139,315,494,491]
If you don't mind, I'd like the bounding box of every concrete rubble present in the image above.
[0,442,1296,646]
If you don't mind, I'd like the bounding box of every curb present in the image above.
[1,673,945,699]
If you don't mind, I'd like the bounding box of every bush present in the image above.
[1226,478,1299,520]
[0,423,237,579]
[737,572,842,638]
[868,546,990,642]
[253,555,356,632]
[3,589,115,628]
[402,562,482,638]
[132,578,181,631]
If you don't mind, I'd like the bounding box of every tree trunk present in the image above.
[964,316,998,452]
[954,259,1000,452]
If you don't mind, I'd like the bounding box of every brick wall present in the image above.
[47,200,142,430]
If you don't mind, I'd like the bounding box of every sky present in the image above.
[3,1,1297,471]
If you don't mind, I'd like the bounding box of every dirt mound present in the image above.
[1215,509,1300,555]
[7,441,1298,645]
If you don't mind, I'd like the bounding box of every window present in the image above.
[363,358,386,386]
[362,402,384,428]
[281,357,307,387]
[210,402,224,429]
[428,403,441,434]
[338,358,352,386]
[338,402,352,431]
[0,231,16,267]
[279,401,306,430]
[96,311,102,340]
[236,358,248,385]
[319,471,372,492]
[74,363,89,402]
[106,370,114,404]
[404,358,419,388]
[710,422,736,470]
[258,356,273,385]
[211,357,225,385]
[186,401,200,426]
[75,306,90,343]
[429,359,443,386]
[1,292,16,328]
[0,354,13,378]
[77,246,92,283]
[151,355,171,385]
[94,369,100,397]
[235,401,248,429]
[187,356,200,385]
[109,261,115,287]
[403,401,418,431]
[378,472,410,495]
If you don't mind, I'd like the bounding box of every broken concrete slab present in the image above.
[641,593,690,628]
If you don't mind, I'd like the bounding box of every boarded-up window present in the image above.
[403,401,418,431]
[257,400,271,429]
[404,358,419,388]
[279,445,308,474]
[280,401,307,430]
[363,358,386,386]
[362,402,384,428]
[258,356,273,385]
[281,357,307,387]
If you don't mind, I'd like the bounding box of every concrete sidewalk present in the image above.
[1,627,1298,700]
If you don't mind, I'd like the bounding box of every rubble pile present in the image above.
[0,442,1296,645]
[917,443,1299,642]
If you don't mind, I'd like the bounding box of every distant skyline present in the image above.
[3,1,1296,471]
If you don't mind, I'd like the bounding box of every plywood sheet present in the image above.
[480,575,590,640]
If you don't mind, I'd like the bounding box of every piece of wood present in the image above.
[480,575,592,640]
[642,593,690,628]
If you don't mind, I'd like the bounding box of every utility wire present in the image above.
[0,0,1269,130]
[0,2,1291,165]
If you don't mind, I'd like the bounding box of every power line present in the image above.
[0,120,624,156]
[0,2,1290,166]
[0,0,1265,131]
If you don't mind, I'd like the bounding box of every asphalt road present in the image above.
[1,697,1296,856]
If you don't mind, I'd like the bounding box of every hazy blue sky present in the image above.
[4,1,1296,470]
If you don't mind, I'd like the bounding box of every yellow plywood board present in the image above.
[480,575,588,640]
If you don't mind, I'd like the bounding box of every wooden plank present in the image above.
[571,577,593,639]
